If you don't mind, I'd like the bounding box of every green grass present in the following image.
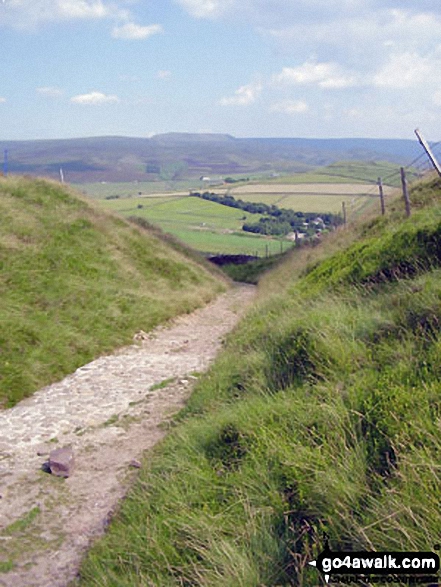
[0,506,42,573]
[0,560,14,573]
[0,176,226,407]
[2,507,41,535]
[77,175,441,586]
[101,194,260,231]
[99,195,291,256]
[78,180,202,198]
[229,191,373,214]
[269,171,365,184]
[168,229,290,256]
[150,377,177,391]
[270,160,415,187]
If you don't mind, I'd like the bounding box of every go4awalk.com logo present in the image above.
[309,541,440,585]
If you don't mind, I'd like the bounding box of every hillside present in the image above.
[78,175,441,585]
[267,159,417,187]
[0,176,226,408]
[0,134,424,183]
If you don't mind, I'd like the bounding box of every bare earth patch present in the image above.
[0,285,255,587]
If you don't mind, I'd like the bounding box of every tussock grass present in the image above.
[77,176,441,586]
[0,176,225,407]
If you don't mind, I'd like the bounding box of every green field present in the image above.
[98,195,293,256]
[229,177,397,215]
[88,160,406,255]
[269,160,413,187]
[102,195,258,230]
[169,228,288,256]
[268,171,366,184]
[228,190,375,214]
[79,180,213,198]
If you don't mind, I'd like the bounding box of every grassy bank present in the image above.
[77,177,441,586]
[0,176,226,408]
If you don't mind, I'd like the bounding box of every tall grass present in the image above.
[76,176,441,586]
[0,176,226,407]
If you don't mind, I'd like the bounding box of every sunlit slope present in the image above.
[79,177,441,586]
[0,176,225,407]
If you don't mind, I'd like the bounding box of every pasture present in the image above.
[79,180,202,199]
[99,194,290,256]
[229,182,394,214]
[91,175,396,255]
[268,160,407,186]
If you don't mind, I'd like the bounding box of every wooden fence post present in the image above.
[401,167,411,217]
[415,128,441,177]
[378,177,385,216]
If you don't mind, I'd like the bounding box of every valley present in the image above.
[1,141,439,587]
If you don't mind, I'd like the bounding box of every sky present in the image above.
[0,0,440,140]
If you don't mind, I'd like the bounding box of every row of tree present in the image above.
[192,191,341,236]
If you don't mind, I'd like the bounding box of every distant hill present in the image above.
[0,134,427,183]
[0,176,225,407]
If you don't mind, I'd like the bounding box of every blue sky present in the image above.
[1,0,440,140]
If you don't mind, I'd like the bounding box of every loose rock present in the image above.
[133,330,149,341]
[49,446,75,478]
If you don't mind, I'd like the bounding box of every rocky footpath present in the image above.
[0,285,255,587]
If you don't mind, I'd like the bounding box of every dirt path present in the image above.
[0,284,256,587]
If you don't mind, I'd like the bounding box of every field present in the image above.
[229,182,393,214]
[268,160,411,186]
[87,163,400,256]
[98,194,293,256]
[79,180,202,199]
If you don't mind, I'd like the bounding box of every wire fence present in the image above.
[343,132,441,225]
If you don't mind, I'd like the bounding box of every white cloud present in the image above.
[274,61,358,89]
[219,82,262,106]
[0,97,6,104]
[174,0,233,19]
[112,22,163,40]
[36,86,64,97]
[70,91,120,105]
[270,100,309,114]
[432,91,441,107]
[175,0,370,23]
[373,52,437,89]
[55,0,111,20]
[0,0,129,28]
[262,9,441,58]
[157,70,172,80]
